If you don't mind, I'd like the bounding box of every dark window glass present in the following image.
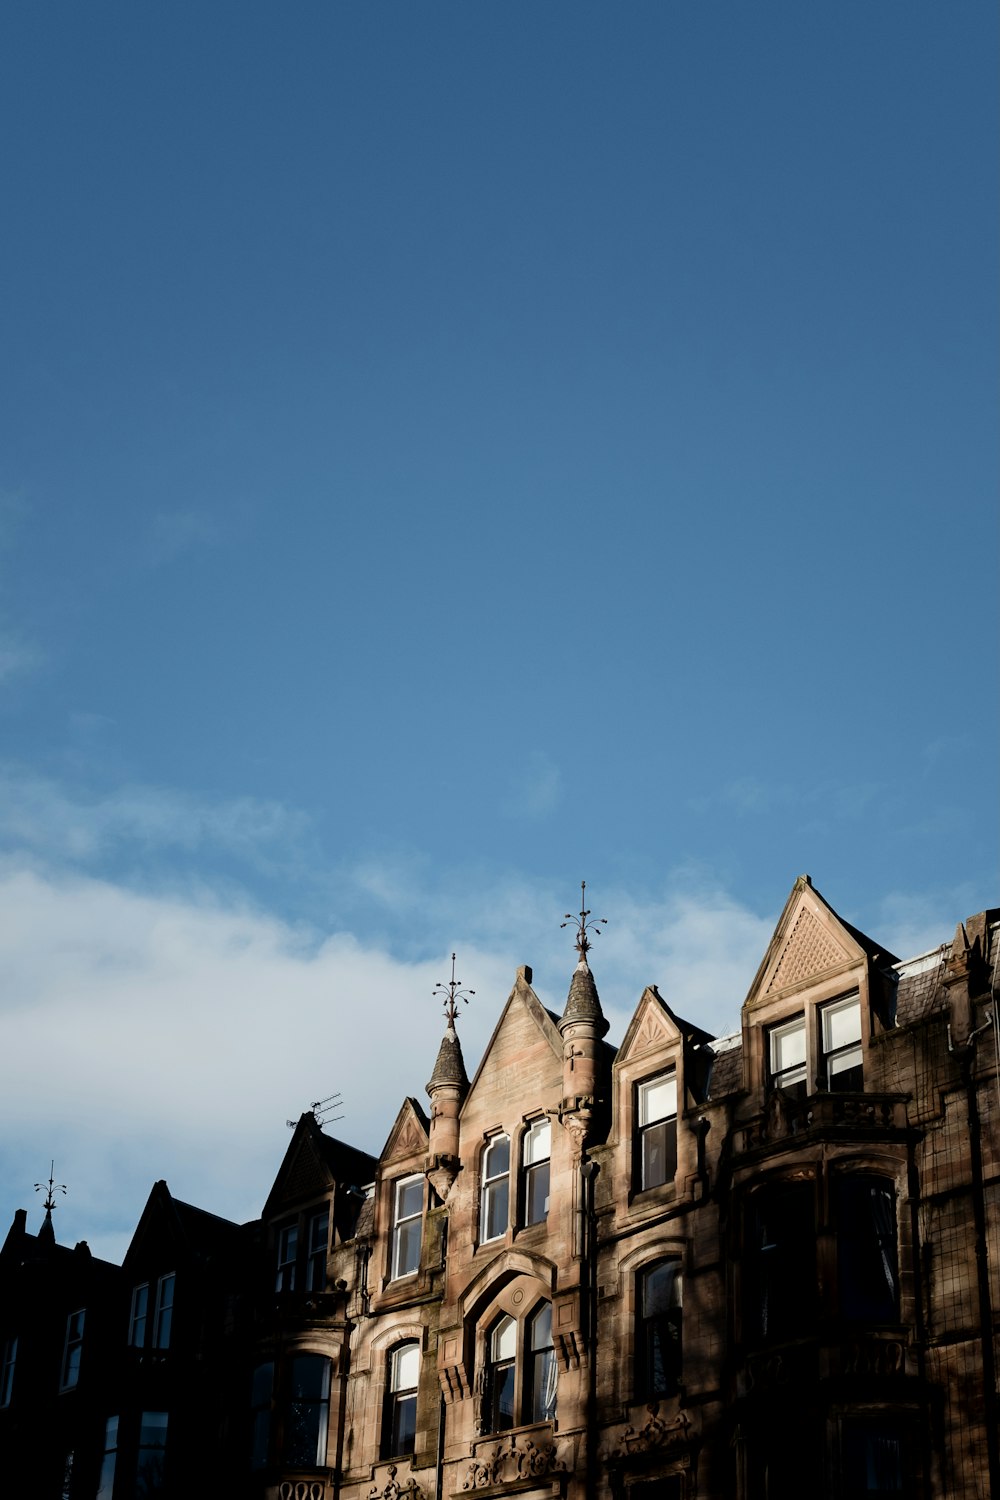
[487,1316,516,1433]
[95,1415,118,1500]
[384,1342,419,1457]
[481,1137,510,1242]
[638,1075,677,1190]
[136,1411,168,1495]
[522,1120,551,1225]
[250,1361,273,1470]
[284,1354,331,1467]
[306,1210,329,1292]
[0,1337,17,1408]
[637,1261,682,1399]
[61,1309,85,1390]
[527,1302,557,1422]
[745,1182,816,1345]
[153,1275,174,1350]
[276,1225,299,1292]
[842,1422,904,1497]
[129,1285,149,1346]
[837,1177,898,1322]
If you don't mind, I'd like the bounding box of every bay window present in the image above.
[483,1300,557,1432]
[283,1354,331,1468]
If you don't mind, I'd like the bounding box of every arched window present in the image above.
[283,1354,331,1468]
[383,1342,420,1458]
[481,1136,510,1242]
[526,1302,557,1422]
[521,1119,551,1225]
[636,1261,682,1400]
[483,1301,557,1432]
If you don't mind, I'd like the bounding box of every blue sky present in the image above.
[0,3,995,1260]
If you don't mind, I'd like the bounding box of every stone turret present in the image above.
[557,886,611,1155]
[425,957,472,1203]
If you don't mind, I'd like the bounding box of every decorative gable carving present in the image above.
[765,906,849,993]
[617,987,680,1065]
[382,1098,430,1165]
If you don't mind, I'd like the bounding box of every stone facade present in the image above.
[1,877,997,1499]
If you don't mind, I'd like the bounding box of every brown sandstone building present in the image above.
[1,877,997,1499]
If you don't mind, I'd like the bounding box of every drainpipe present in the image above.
[960,1040,999,1500]
[581,1156,600,1500]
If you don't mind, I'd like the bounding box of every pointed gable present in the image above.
[262,1114,336,1221]
[617,986,683,1065]
[461,966,563,1115]
[744,875,871,1013]
[381,1097,430,1167]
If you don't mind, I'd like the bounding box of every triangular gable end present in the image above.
[744,876,868,1014]
[617,986,684,1065]
[381,1097,430,1167]
[461,968,563,1115]
[262,1115,335,1221]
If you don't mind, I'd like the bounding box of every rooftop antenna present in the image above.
[34,1160,67,1215]
[286,1092,344,1130]
[561,879,607,959]
[433,952,474,1023]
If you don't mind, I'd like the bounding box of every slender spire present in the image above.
[427,954,471,1093]
[559,882,610,1036]
[34,1160,66,1244]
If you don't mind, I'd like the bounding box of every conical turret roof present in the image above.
[426,1018,470,1094]
[560,955,610,1037]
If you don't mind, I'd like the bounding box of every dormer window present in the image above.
[391,1176,424,1280]
[637,1073,677,1190]
[821,994,863,1091]
[768,1017,807,1098]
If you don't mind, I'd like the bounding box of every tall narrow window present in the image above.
[481,1136,510,1242]
[745,1181,816,1346]
[836,1176,898,1323]
[136,1412,168,1492]
[391,1177,424,1279]
[842,1421,904,1496]
[638,1074,677,1190]
[284,1354,331,1467]
[0,1337,16,1408]
[769,1017,807,1097]
[306,1209,329,1292]
[95,1415,118,1500]
[276,1224,299,1291]
[61,1309,86,1391]
[637,1261,682,1399]
[822,995,863,1091]
[383,1342,419,1457]
[487,1316,517,1433]
[522,1119,551,1225]
[128,1284,149,1346]
[153,1274,175,1350]
[527,1302,557,1422]
[250,1361,274,1470]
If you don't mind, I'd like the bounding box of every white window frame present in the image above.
[637,1072,678,1190]
[480,1135,511,1243]
[521,1118,551,1226]
[306,1208,330,1292]
[275,1224,299,1291]
[768,1015,807,1094]
[821,993,863,1090]
[391,1176,424,1280]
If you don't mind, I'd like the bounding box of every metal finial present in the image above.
[560,880,607,958]
[34,1161,67,1214]
[434,952,475,1024]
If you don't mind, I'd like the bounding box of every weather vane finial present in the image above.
[434,953,475,1024]
[561,880,607,959]
[34,1161,67,1215]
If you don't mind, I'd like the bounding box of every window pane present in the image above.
[485,1136,510,1177]
[391,1391,417,1455]
[394,1219,422,1278]
[747,1183,816,1344]
[823,996,861,1052]
[129,1285,149,1346]
[491,1316,516,1362]
[484,1178,509,1241]
[526,1161,550,1224]
[490,1361,515,1431]
[843,1423,904,1496]
[837,1177,898,1322]
[523,1119,550,1165]
[397,1179,423,1219]
[638,1263,682,1399]
[285,1356,330,1467]
[771,1019,806,1073]
[154,1275,174,1350]
[641,1118,677,1190]
[251,1362,273,1471]
[392,1343,420,1391]
[639,1075,677,1126]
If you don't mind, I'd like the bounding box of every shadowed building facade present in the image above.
[1,877,997,1499]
